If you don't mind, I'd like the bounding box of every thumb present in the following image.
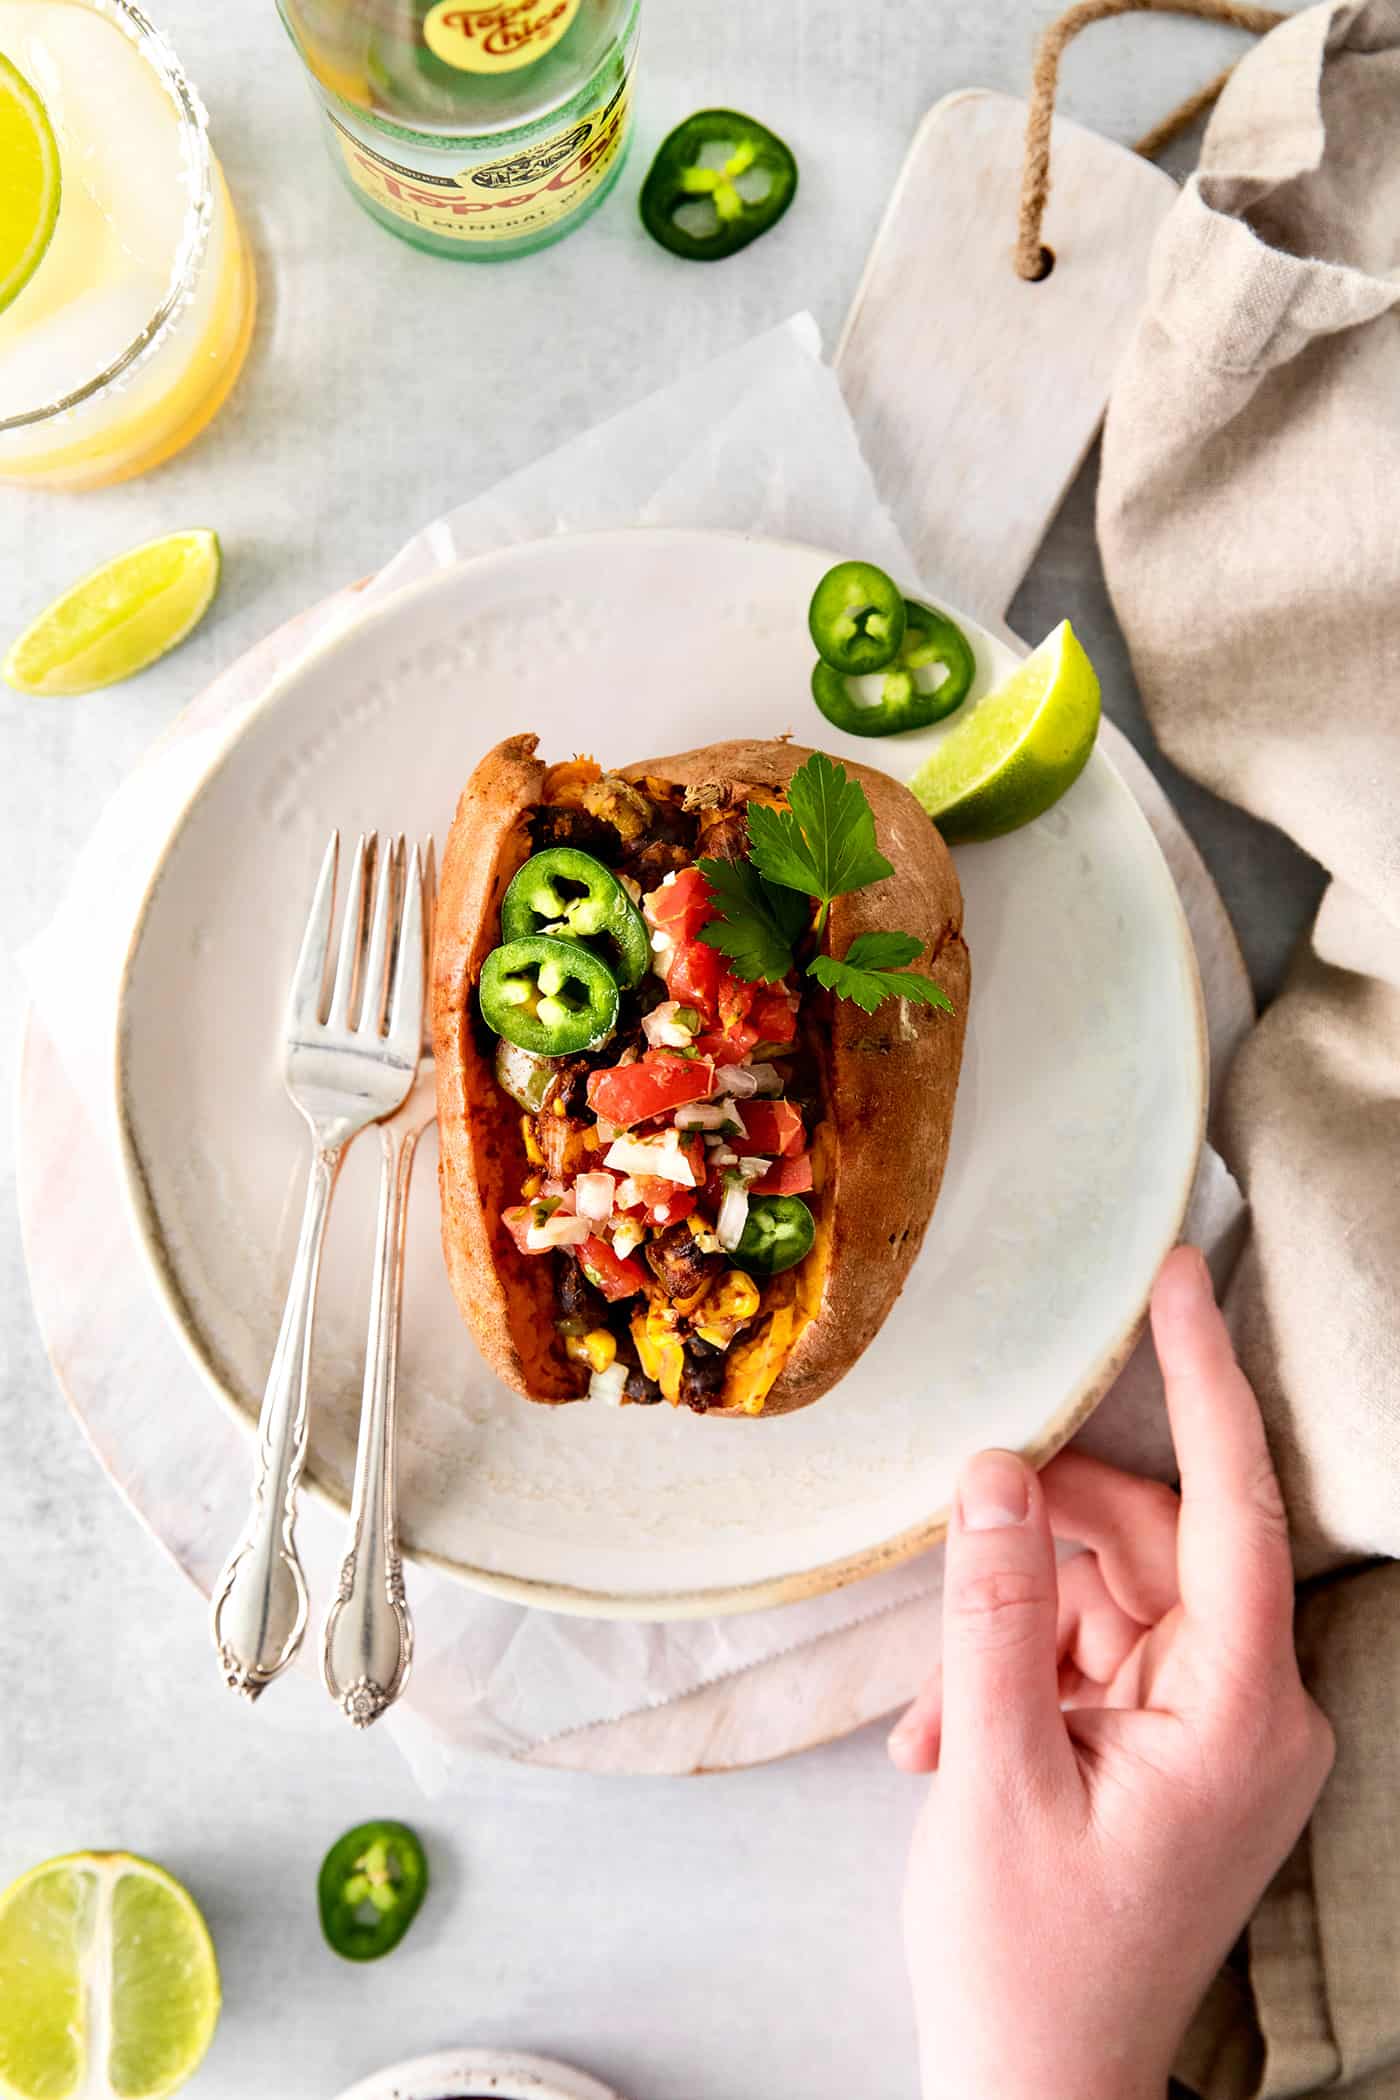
[939,1449,1075,1795]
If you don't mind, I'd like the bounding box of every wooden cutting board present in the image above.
[18,93,1239,1774]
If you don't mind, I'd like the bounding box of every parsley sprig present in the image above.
[698,752,954,1018]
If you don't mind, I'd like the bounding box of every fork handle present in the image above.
[322,1121,419,1727]
[211,1145,340,1699]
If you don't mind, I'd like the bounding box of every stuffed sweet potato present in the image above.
[432,734,969,1418]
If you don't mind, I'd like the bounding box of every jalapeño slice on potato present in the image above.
[813,598,976,737]
[479,933,620,1056]
[501,847,650,988]
[735,1194,816,1276]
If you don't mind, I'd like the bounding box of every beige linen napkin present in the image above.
[1098,2,1400,2091]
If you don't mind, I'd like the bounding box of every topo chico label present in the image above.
[422,0,582,73]
[328,67,632,242]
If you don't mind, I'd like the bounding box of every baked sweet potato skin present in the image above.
[432,733,587,1403]
[621,741,969,1417]
[433,734,968,1418]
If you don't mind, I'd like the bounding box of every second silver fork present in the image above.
[322,841,437,1728]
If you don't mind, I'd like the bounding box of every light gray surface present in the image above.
[1,5,1320,2096]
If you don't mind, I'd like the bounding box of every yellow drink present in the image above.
[0,0,254,489]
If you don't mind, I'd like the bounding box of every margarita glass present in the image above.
[0,0,255,489]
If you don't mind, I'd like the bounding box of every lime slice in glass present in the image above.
[4,530,222,696]
[0,1852,220,2100]
[909,619,1101,843]
[0,54,61,316]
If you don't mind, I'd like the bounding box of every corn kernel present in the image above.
[521,1174,542,1200]
[709,1269,760,1322]
[565,1330,617,1374]
[520,1116,544,1165]
[585,1329,616,1374]
[553,1097,567,1118]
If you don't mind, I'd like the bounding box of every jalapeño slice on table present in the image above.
[813,597,976,736]
[479,933,620,1056]
[501,847,650,989]
[735,1194,816,1276]
[318,1820,428,1963]
[808,560,907,677]
[640,108,798,260]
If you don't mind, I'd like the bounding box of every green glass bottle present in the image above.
[277,0,642,259]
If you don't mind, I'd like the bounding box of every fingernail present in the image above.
[958,1450,1030,1530]
[887,1713,915,1754]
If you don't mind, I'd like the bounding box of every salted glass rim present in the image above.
[0,0,215,434]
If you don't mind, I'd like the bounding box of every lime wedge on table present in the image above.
[910,620,1101,843]
[0,54,60,317]
[4,531,222,696]
[0,1852,220,2100]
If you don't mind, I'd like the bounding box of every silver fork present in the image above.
[212,832,424,1701]
[322,839,436,1729]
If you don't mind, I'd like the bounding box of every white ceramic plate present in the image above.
[116,528,1205,1619]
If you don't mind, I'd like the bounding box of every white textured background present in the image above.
[2,5,1320,2096]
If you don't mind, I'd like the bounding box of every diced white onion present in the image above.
[650,929,674,955]
[717,1181,750,1252]
[748,1063,784,1095]
[736,1156,770,1182]
[575,1172,616,1222]
[525,1211,593,1251]
[674,1102,735,1132]
[612,1217,645,1259]
[642,1000,697,1050]
[594,1116,621,1145]
[710,1147,739,1166]
[604,1136,697,1187]
[714,1064,760,1099]
[589,1360,630,1406]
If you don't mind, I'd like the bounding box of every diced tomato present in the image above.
[741,1100,806,1156]
[630,1179,698,1227]
[644,866,714,944]
[588,1051,716,1128]
[578,1237,648,1301]
[665,938,722,1020]
[751,1152,814,1195]
[718,972,755,1031]
[503,1204,545,1256]
[748,986,799,1046]
[693,1025,758,1066]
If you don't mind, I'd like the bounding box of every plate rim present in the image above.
[112,524,1209,1621]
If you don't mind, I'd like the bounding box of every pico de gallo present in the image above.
[474,759,824,1414]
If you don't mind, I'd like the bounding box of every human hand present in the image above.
[892,1246,1334,2100]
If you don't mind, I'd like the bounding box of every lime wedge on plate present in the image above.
[0,54,61,316]
[0,1852,220,2100]
[4,530,222,696]
[910,619,1101,843]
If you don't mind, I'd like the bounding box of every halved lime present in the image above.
[909,619,1101,843]
[0,54,61,316]
[0,1852,220,2100]
[4,530,222,696]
